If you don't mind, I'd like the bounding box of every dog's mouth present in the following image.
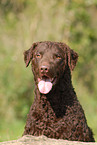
[38,75,56,94]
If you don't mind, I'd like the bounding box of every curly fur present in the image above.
[23,41,95,142]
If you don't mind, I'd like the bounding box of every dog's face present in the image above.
[32,42,66,94]
[24,41,78,94]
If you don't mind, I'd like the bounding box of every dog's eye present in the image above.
[56,55,61,59]
[36,53,41,58]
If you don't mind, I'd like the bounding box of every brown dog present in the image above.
[23,41,95,142]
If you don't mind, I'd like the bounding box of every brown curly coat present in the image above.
[23,41,95,142]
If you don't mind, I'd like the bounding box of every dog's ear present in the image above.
[66,47,78,71]
[24,43,37,67]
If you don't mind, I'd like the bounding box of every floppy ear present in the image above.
[24,43,37,67]
[66,47,78,71]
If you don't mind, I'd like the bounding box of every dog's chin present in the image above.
[38,75,56,94]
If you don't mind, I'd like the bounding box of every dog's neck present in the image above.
[33,66,76,118]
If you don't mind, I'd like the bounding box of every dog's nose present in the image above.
[40,65,48,73]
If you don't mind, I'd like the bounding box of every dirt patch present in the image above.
[0,135,97,145]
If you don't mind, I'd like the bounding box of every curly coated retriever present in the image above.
[23,41,95,142]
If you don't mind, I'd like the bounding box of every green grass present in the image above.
[0,120,25,142]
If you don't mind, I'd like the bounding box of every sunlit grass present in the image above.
[0,120,25,142]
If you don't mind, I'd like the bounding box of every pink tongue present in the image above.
[38,80,52,94]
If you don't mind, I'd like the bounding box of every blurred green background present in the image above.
[0,0,97,142]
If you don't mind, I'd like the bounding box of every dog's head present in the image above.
[24,41,78,94]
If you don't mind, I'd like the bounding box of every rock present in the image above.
[0,135,97,145]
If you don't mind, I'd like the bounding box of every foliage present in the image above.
[0,0,97,141]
